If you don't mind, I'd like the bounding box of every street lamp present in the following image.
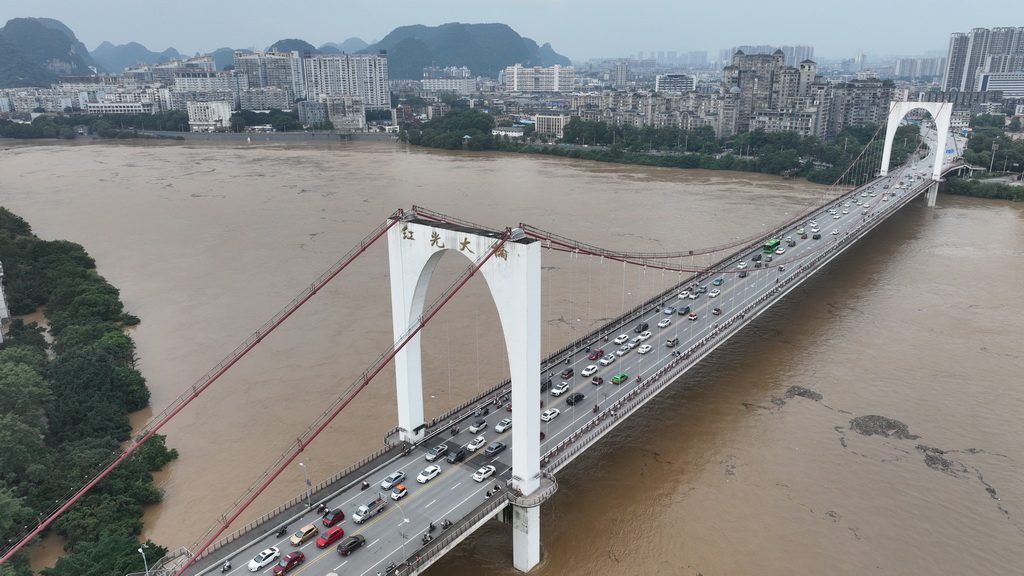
[989,143,999,173]
[298,462,311,510]
[138,544,150,576]
[394,502,411,560]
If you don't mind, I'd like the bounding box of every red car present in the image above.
[322,508,344,527]
[272,551,304,575]
[587,348,604,360]
[712,308,722,316]
[316,526,345,548]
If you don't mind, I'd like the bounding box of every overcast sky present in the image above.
[7,0,1016,62]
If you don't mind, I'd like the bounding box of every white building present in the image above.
[503,64,574,92]
[655,74,695,93]
[186,101,233,132]
[304,53,390,110]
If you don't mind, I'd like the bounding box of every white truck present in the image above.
[352,493,387,523]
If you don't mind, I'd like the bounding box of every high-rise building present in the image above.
[614,61,630,89]
[233,50,306,102]
[303,52,390,110]
[503,64,574,92]
[655,74,695,93]
[942,27,1024,92]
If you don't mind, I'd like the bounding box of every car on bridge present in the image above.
[657,317,672,328]
[322,508,345,527]
[495,417,512,433]
[566,392,585,406]
[560,368,574,379]
[737,262,748,269]
[541,408,560,421]
[336,535,366,556]
[634,322,649,333]
[663,306,676,315]
[485,441,507,456]
[688,291,699,299]
[615,344,631,357]
[713,308,722,316]
[273,551,304,575]
[467,436,487,452]
[688,312,698,321]
[677,290,690,299]
[752,253,762,261]
[599,354,615,366]
[290,524,318,546]
[473,465,497,482]
[611,373,629,384]
[637,330,652,341]
[390,484,408,500]
[469,419,488,433]
[638,344,652,354]
[613,333,630,344]
[248,547,280,571]
[677,305,691,316]
[628,336,642,348]
[426,444,449,461]
[417,465,442,483]
[587,348,604,360]
[832,229,840,235]
[739,271,748,278]
[551,382,569,396]
[712,277,724,285]
[812,233,822,239]
[592,376,604,385]
[709,289,721,298]
[381,471,406,490]
[775,247,786,254]
[582,364,599,376]
[316,526,345,548]
[446,448,466,463]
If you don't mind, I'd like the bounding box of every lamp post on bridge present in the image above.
[394,501,411,561]
[298,462,311,510]
[138,544,150,576]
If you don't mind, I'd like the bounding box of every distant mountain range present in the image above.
[0,17,569,88]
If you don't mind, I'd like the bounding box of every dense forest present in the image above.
[0,208,176,576]
[404,108,923,185]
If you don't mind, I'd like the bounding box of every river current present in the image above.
[2,139,1022,575]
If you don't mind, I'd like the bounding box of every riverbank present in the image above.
[140,130,398,142]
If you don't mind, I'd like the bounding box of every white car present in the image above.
[737,261,748,269]
[775,247,786,254]
[495,417,512,433]
[472,465,496,482]
[637,330,652,341]
[688,292,699,299]
[637,344,653,355]
[613,334,629,345]
[248,547,281,572]
[467,436,487,452]
[832,229,840,235]
[833,214,841,219]
[677,290,690,299]
[581,364,598,377]
[842,209,849,214]
[550,382,569,396]
[614,345,631,357]
[657,317,672,328]
[541,408,560,422]
[810,227,819,233]
[809,220,818,227]
[709,289,721,298]
[417,465,442,483]
[599,353,616,366]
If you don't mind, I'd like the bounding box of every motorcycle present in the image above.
[361,481,370,491]
[593,404,599,413]
[421,533,433,544]
[428,522,436,533]
[275,526,287,538]
[401,447,410,456]
[221,561,232,573]
[386,562,397,574]
[441,519,452,530]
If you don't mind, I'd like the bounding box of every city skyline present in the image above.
[8,0,1012,64]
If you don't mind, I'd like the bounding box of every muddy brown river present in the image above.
[2,139,1022,575]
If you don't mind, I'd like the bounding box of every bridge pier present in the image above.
[926,181,939,207]
[512,505,541,570]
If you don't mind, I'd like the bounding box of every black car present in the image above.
[540,378,553,392]
[634,322,649,333]
[812,233,822,239]
[677,305,691,316]
[592,376,604,385]
[484,442,507,456]
[565,392,585,406]
[337,535,366,556]
[560,368,574,379]
[751,254,762,261]
[446,449,466,463]
[738,270,748,278]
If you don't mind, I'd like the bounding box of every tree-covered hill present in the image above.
[364,22,570,79]
[91,41,183,73]
[0,18,101,87]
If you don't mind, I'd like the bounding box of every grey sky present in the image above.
[7,0,1014,62]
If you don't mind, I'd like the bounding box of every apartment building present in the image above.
[503,64,575,92]
[303,52,390,110]
[234,50,306,102]
[943,27,1024,92]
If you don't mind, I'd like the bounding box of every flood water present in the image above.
[2,139,1022,575]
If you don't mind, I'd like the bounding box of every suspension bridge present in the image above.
[1,103,967,576]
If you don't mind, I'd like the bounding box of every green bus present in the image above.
[763,238,781,253]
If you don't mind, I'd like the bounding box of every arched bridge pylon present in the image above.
[880,101,953,206]
[387,211,543,572]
